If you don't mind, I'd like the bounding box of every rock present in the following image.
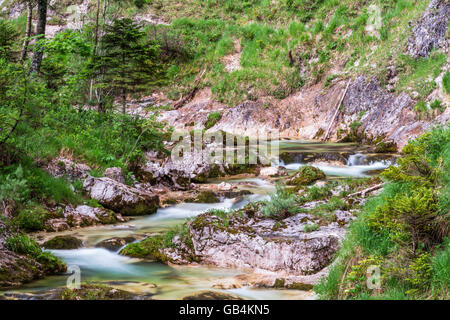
[0,221,67,289]
[0,283,153,300]
[287,166,326,187]
[83,176,159,216]
[104,167,126,184]
[44,219,70,232]
[45,157,91,181]
[212,279,242,289]
[182,291,243,300]
[186,191,220,203]
[407,0,449,58]
[43,236,83,250]
[184,212,342,275]
[62,205,124,227]
[96,237,136,251]
[217,182,234,191]
[259,166,288,177]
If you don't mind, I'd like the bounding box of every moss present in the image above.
[186,191,220,203]
[204,111,222,130]
[287,166,326,187]
[37,251,67,274]
[61,283,138,300]
[374,141,397,153]
[287,282,314,290]
[273,278,286,288]
[43,236,83,250]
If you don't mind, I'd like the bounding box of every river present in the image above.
[1,141,395,300]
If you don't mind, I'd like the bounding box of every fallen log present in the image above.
[346,183,384,199]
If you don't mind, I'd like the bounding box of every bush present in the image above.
[6,234,42,257]
[14,206,48,231]
[263,184,297,219]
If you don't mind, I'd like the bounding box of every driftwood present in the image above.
[173,67,206,109]
[346,183,384,199]
[323,79,350,141]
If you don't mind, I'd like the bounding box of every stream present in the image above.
[1,141,395,300]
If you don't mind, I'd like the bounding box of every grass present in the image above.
[315,126,450,300]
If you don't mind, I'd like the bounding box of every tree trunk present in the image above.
[20,0,34,63]
[29,0,47,75]
[122,88,126,114]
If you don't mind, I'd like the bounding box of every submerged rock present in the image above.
[43,235,83,250]
[95,237,136,251]
[83,176,159,216]
[182,291,243,300]
[0,283,153,300]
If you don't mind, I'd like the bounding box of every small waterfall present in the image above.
[347,153,368,166]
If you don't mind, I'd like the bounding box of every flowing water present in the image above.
[1,141,396,300]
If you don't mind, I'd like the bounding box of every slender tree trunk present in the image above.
[29,0,47,75]
[20,0,33,63]
[122,88,126,114]
[90,0,101,101]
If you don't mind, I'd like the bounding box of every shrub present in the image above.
[6,234,42,257]
[14,206,48,231]
[263,184,297,219]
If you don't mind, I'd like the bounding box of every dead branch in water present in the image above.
[173,67,206,109]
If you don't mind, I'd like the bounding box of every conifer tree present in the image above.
[91,18,165,113]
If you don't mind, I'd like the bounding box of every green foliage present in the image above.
[91,18,165,111]
[6,234,42,257]
[263,183,297,219]
[0,165,29,204]
[443,71,450,95]
[204,111,222,130]
[304,223,319,233]
[13,206,48,231]
[0,19,19,61]
[287,165,326,187]
[316,126,450,300]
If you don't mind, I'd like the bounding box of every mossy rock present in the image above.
[186,191,220,203]
[43,236,83,250]
[61,283,152,300]
[374,141,397,153]
[182,290,243,300]
[287,166,326,186]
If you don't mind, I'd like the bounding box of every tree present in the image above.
[0,19,19,61]
[29,0,47,74]
[90,18,165,113]
[20,0,35,62]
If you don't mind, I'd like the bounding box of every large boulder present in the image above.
[43,236,83,250]
[83,176,159,216]
[188,213,340,274]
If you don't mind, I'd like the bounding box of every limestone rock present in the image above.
[83,176,159,216]
[104,167,126,184]
[407,0,449,58]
